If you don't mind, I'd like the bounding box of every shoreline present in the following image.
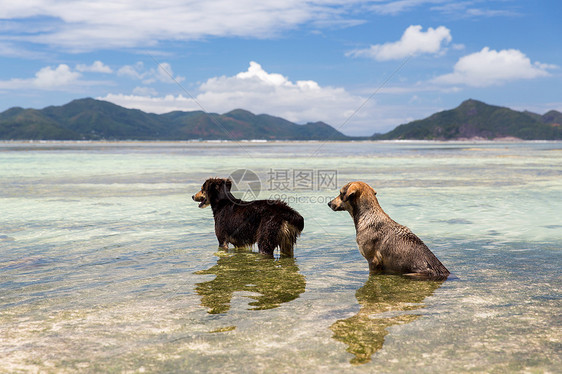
[1,138,560,145]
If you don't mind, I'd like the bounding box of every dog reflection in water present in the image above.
[195,249,306,314]
[331,275,445,365]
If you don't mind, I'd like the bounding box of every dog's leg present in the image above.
[366,249,384,273]
[367,258,384,273]
[257,239,275,257]
[279,221,297,257]
[257,220,280,257]
[258,231,279,257]
[279,242,294,257]
[214,221,230,249]
[216,233,229,249]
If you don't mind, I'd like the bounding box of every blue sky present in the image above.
[1,0,560,135]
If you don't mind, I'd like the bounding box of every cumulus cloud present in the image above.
[347,25,452,60]
[100,61,369,133]
[132,86,159,96]
[99,93,197,114]
[0,63,111,91]
[75,61,112,73]
[117,62,184,84]
[433,47,556,87]
[0,59,184,92]
[153,62,185,84]
[33,64,81,88]
[117,63,146,80]
[0,64,81,90]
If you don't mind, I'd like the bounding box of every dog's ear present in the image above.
[216,179,231,200]
[342,183,360,202]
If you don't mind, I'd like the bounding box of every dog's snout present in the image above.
[192,195,195,201]
[328,197,345,212]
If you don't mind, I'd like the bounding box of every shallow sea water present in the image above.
[0,141,560,373]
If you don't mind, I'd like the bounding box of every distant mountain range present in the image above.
[0,98,348,141]
[372,99,562,140]
[0,98,561,141]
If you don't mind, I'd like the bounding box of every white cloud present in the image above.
[33,64,81,88]
[433,47,555,87]
[347,25,452,60]
[369,0,444,15]
[99,61,370,134]
[0,63,109,91]
[75,60,112,73]
[0,41,50,59]
[0,64,80,90]
[370,0,520,17]
[431,2,520,17]
[0,1,522,51]
[0,1,367,51]
[132,86,158,96]
[153,62,185,84]
[117,63,146,80]
[99,93,197,114]
[117,61,184,84]
[0,78,28,90]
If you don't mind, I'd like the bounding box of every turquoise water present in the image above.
[0,141,560,373]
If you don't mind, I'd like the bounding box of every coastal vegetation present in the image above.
[1,98,560,140]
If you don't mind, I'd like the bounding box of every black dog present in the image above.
[193,178,304,257]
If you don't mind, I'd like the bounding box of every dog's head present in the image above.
[192,178,233,208]
[328,181,376,212]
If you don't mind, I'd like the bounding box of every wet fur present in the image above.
[193,178,304,257]
[328,181,449,279]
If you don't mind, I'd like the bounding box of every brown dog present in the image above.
[328,181,449,279]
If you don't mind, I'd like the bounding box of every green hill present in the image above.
[373,99,562,140]
[0,98,349,141]
[2,98,561,141]
[0,107,77,140]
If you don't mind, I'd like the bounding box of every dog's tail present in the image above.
[278,210,304,257]
[281,209,304,232]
